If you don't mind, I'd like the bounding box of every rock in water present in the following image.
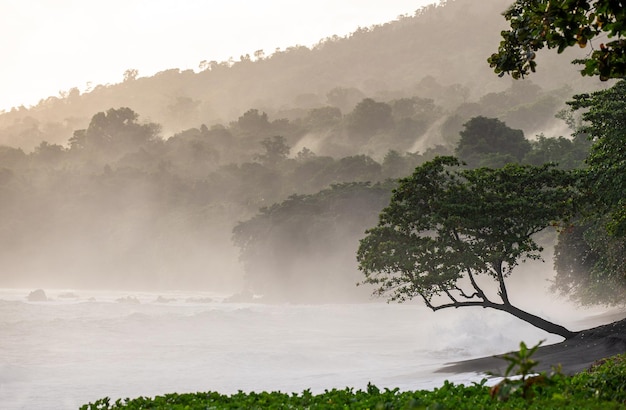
[27,289,48,301]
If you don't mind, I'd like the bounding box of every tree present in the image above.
[236,109,270,135]
[304,106,342,130]
[330,155,382,183]
[123,69,138,82]
[523,134,590,169]
[70,107,160,158]
[0,146,27,170]
[552,218,626,306]
[166,96,200,129]
[346,98,393,141]
[455,116,531,167]
[550,81,626,305]
[489,0,626,80]
[255,135,290,166]
[357,156,578,339]
[233,182,392,302]
[381,150,407,180]
[32,141,66,166]
[568,80,626,236]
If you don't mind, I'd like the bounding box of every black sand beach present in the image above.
[438,315,626,377]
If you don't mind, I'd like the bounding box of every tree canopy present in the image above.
[455,116,530,167]
[232,182,392,302]
[489,0,626,80]
[568,80,626,236]
[69,107,160,159]
[552,80,626,305]
[357,156,578,338]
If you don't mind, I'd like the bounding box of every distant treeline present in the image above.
[0,0,613,300]
[0,91,590,298]
[0,0,602,151]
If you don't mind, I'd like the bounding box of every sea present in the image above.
[0,287,619,409]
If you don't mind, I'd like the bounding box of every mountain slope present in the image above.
[0,0,605,150]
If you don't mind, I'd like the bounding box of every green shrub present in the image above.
[80,350,626,409]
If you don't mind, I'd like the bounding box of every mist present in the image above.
[0,0,620,408]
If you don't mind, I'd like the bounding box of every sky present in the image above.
[0,0,438,112]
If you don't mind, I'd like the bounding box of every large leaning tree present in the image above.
[488,0,626,80]
[357,156,579,339]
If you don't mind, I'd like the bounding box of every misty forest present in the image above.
[2,0,626,341]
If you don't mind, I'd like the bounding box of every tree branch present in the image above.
[494,260,511,305]
[465,267,492,303]
[427,298,578,338]
[428,300,496,311]
[420,293,436,311]
[453,286,479,300]
[442,287,458,303]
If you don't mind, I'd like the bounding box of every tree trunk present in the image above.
[427,295,579,339]
[493,303,578,339]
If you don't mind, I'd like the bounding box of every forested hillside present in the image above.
[0,0,606,151]
[0,0,615,301]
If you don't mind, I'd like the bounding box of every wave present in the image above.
[0,287,619,409]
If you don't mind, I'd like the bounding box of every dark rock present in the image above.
[27,289,48,302]
[116,296,140,304]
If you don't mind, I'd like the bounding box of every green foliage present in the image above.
[552,221,602,305]
[553,217,626,306]
[80,353,626,409]
[570,354,626,403]
[490,340,547,401]
[568,80,626,236]
[357,156,578,337]
[523,134,590,170]
[550,80,626,306]
[358,157,575,301]
[502,340,543,380]
[490,0,626,80]
[79,382,497,409]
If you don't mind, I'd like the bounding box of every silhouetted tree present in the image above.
[32,141,66,166]
[233,182,392,302]
[236,109,270,135]
[69,107,160,161]
[490,0,626,80]
[346,98,393,141]
[455,116,530,167]
[255,136,290,166]
[358,157,578,338]
[523,134,589,169]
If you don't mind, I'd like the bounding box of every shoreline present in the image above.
[437,317,626,377]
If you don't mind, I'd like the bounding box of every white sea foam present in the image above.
[0,288,619,409]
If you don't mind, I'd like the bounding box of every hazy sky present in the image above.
[0,0,437,112]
